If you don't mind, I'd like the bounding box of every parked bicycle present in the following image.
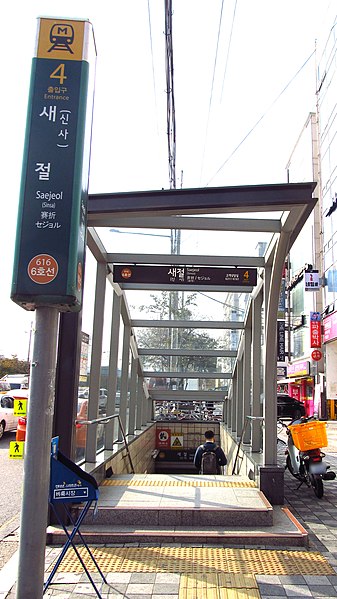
[278,417,336,498]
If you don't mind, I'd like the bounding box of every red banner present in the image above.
[310,320,321,348]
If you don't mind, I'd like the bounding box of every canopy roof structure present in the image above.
[55,181,317,490]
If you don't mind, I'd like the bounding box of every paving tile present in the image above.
[126,582,154,593]
[283,585,313,597]
[256,575,281,584]
[106,572,132,583]
[153,583,180,594]
[130,572,156,583]
[155,573,180,583]
[278,575,306,584]
[258,583,286,596]
[303,576,332,585]
[309,586,337,597]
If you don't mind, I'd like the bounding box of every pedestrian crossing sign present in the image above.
[9,441,25,460]
[14,398,27,417]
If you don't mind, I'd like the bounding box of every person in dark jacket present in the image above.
[194,429,227,474]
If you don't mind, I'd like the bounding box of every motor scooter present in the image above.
[284,417,336,498]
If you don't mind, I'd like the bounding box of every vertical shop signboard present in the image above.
[277,320,286,362]
[11,18,96,311]
[310,311,321,348]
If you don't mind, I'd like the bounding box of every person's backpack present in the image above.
[200,449,217,474]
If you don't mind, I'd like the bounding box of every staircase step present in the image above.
[81,503,273,527]
[80,474,273,527]
[47,507,308,547]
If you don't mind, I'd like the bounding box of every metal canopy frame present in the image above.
[71,182,317,475]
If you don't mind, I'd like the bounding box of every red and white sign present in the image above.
[27,254,58,284]
[310,320,321,348]
[156,428,171,449]
[311,349,323,361]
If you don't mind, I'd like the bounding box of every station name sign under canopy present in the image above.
[113,265,257,287]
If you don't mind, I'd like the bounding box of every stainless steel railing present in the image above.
[75,413,135,473]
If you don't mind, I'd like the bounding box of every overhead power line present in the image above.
[164,0,176,190]
[147,0,159,134]
[199,0,225,184]
[206,49,316,186]
[220,0,238,101]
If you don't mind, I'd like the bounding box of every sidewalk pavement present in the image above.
[1,423,337,598]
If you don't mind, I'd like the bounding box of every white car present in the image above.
[0,394,18,439]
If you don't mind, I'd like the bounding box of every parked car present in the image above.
[1,374,28,390]
[0,394,17,439]
[0,381,11,395]
[277,394,305,420]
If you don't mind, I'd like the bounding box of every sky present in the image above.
[0,0,335,360]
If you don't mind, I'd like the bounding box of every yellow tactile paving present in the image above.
[49,546,335,576]
[101,479,257,488]
[179,573,259,598]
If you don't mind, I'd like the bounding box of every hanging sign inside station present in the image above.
[11,18,96,311]
[113,265,257,287]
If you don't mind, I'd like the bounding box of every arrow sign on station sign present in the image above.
[113,265,257,287]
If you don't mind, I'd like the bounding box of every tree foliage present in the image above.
[0,356,30,379]
[136,292,222,384]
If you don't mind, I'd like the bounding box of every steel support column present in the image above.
[128,355,138,436]
[106,290,122,449]
[243,324,252,444]
[86,261,106,463]
[119,322,131,439]
[231,373,237,434]
[252,289,263,452]
[264,232,291,466]
[136,377,144,431]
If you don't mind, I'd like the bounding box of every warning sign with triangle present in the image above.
[171,434,183,449]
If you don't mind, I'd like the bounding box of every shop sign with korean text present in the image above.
[287,360,310,377]
[113,265,257,287]
[277,320,286,362]
[304,270,320,291]
[323,311,337,343]
[11,18,96,311]
[310,312,321,348]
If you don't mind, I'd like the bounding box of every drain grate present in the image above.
[102,479,256,488]
[50,546,335,576]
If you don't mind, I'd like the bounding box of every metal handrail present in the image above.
[75,413,135,473]
[232,415,264,475]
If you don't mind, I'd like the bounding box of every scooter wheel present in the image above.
[286,455,297,478]
[312,475,324,498]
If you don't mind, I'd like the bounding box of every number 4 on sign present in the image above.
[9,441,24,460]
[50,63,67,84]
